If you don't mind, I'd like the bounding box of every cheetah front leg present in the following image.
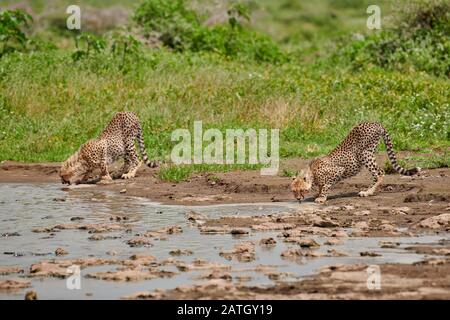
[314,166,345,204]
[359,152,384,197]
[315,184,332,204]
[99,145,112,183]
[99,160,112,182]
[121,141,141,179]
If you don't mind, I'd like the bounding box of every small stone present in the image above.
[0,266,24,275]
[89,234,104,241]
[313,218,339,228]
[360,251,381,257]
[219,241,255,262]
[230,228,249,235]
[418,214,450,229]
[169,249,193,256]
[280,248,303,259]
[55,248,68,256]
[379,241,400,248]
[431,248,450,256]
[186,211,207,223]
[352,221,369,230]
[1,232,21,237]
[324,238,341,246]
[327,249,348,257]
[120,189,127,194]
[297,238,319,248]
[0,279,30,290]
[259,237,277,246]
[25,290,37,300]
[126,237,152,247]
[354,210,371,216]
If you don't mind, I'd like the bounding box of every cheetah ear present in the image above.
[292,176,296,180]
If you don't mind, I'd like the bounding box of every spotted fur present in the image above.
[60,112,157,185]
[291,122,420,204]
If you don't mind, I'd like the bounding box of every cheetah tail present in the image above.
[381,129,420,176]
[137,128,158,168]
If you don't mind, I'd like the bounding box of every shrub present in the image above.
[133,0,285,63]
[340,0,450,77]
[0,9,33,57]
[72,33,107,61]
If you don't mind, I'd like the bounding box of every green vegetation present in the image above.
[340,0,450,77]
[282,168,298,178]
[0,9,33,56]
[158,163,261,182]
[133,0,284,62]
[405,152,450,169]
[0,0,448,181]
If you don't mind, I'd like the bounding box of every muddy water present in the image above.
[0,183,448,300]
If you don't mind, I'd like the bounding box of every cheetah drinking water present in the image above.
[291,122,420,204]
[60,112,157,185]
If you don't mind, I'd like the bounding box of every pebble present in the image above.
[25,290,37,300]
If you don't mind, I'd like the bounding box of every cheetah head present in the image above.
[60,150,89,185]
[291,169,313,202]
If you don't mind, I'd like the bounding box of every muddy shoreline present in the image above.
[1,158,449,299]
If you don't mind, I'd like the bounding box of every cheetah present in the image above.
[291,122,420,204]
[60,112,157,185]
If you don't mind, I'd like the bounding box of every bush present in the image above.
[340,0,450,77]
[133,0,285,63]
[0,9,33,57]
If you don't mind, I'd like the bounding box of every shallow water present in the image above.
[0,183,447,300]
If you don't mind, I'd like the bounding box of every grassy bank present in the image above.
[0,0,449,181]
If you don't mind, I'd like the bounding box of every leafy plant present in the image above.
[340,0,450,77]
[133,0,285,63]
[282,168,298,177]
[72,33,107,61]
[0,9,33,57]
[111,34,143,71]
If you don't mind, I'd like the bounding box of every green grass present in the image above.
[281,168,298,178]
[0,0,449,182]
[384,151,449,174]
[1,49,448,164]
[405,153,450,170]
[157,163,262,182]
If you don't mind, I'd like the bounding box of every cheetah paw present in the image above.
[358,190,372,197]
[98,175,113,184]
[314,197,327,204]
[121,172,136,179]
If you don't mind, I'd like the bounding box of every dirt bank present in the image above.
[1,154,449,205]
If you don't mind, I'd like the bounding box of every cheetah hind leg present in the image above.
[359,153,384,197]
[121,161,141,179]
[121,139,141,179]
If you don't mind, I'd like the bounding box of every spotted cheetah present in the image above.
[291,122,420,204]
[60,112,157,185]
